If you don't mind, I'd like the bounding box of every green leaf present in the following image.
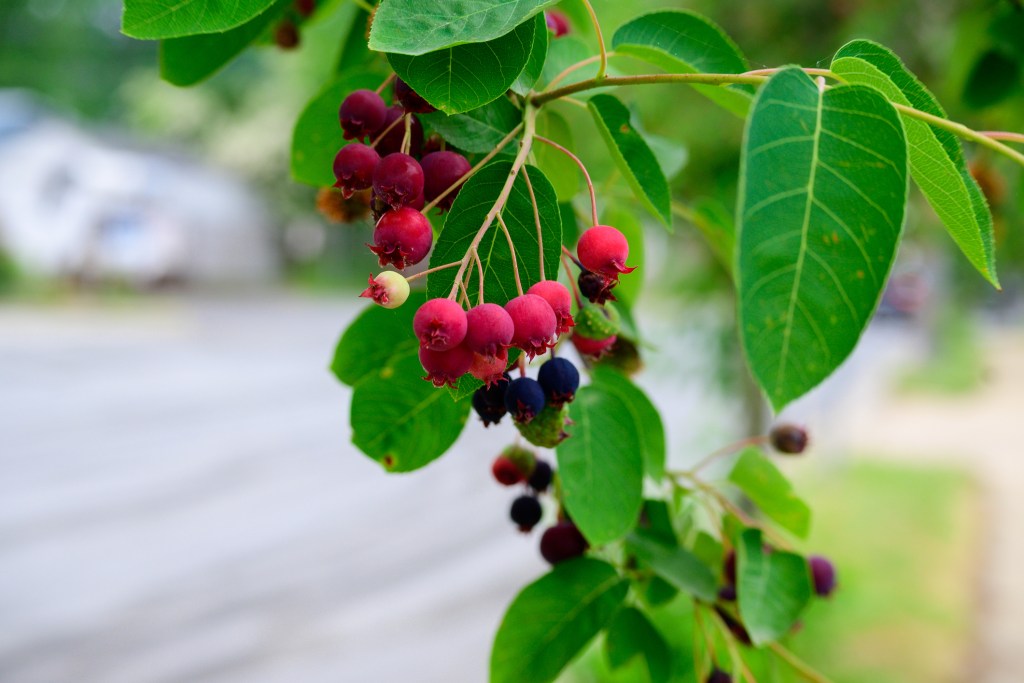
[351,352,470,472]
[540,36,595,88]
[588,94,671,228]
[559,201,580,247]
[611,10,753,116]
[426,162,562,306]
[728,447,811,538]
[291,71,384,186]
[335,6,374,73]
[369,0,559,56]
[535,110,579,201]
[736,528,812,645]
[626,532,717,602]
[330,299,420,387]
[605,607,673,683]
[736,67,908,411]
[490,558,628,683]
[557,382,645,545]
[639,499,676,546]
[832,39,998,287]
[159,0,285,86]
[388,21,536,115]
[589,368,664,480]
[123,0,277,40]
[690,197,735,275]
[512,13,549,96]
[598,205,644,309]
[963,49,1022,109]
[421,97,522,154]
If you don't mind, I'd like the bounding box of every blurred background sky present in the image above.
[1,0,1023,681]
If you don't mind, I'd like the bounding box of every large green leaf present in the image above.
[736,529,812,645]
[588,94,671,228]
[512,13,549,96]
[369,0,559,56]
[159,0,286,86]
[330,298,420,387]
[611,10,753,116]
[728,448,810,538]
[426,162,562,306]
[291,71,384,186]
[605,607,672,683]
[122,0,276,39]
[626,532,717,602]
[832,39,998,287]
[421,97,522,154]
[557,383,644,545]
[736,68,908,411]
[589,368,663,480]
[491,558,628,683]
[388,20,536,115]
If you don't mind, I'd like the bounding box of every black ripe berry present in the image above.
[527,459,553,493]
[504,377,546,424]
[808,555,837,597]
[537,357,580,408]
[394,77,435,114]
[510,495,543,532]
[578,269,617,305]
[770,423,808,454]
[539,521,588,565]
[339,89,387,141]
[707,669,732,683]
[472,373,511,426]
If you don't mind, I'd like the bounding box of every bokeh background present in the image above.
[2,0,1023,681]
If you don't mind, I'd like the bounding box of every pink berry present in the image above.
[469,349,509,386]
[526,280,575,336]
[368,207,432,269]
[545,10,570,37]
[359,271,409,309]
[414,298,468,351]
[505,294,557,359]
[577,225,636,279]
[373,153,424,209]
[332,143,380,198]
[572,333,617,359]
[374,106,424,157]
[339,89,387,141]
[419,344,473,388]
[421,151,471,211]
[464,303,514,359]
[394,77,435,114]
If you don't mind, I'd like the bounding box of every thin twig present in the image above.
[536,135,598,225]
[545,52,613,91]
[561,253,583,307]
[580,0,607,80]
[978,131,1024,144]
[768,643,836,683]
[370,115,405,149]
[404,260,462,283]
[473,248,485,305]
[678,435,769,476]
[401,115,411,155]
[375,73,395,95]
[521,166,545,281]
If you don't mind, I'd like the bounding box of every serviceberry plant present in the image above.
[122,0,1024,680]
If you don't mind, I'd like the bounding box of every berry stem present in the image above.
[472,248,485,305]
[743,67,842,80]
[401,115,412,155]
[496,212,524,296]
[560,252,584,308]
[978,131,1024,144]
[536,135,598,225]
[891,103,1024,167]
[370,115,405,148]
[561,244,584,270]
[544,52,616,92]
[404,259,462,283]
[375,73,395,95]
[424,122,525,213]
[580,0,607,80]
[768,643,836,683]
[520,166,545,281]
[674,472,793,551]
[679,435,770,476]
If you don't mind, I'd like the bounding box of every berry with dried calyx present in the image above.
[537,357,579,407]
[464,303,514,359]
[505,294,557,359]
[545,10,570,37]
[414,298,468,352]
[504,377,546,424]
[510,495,543,532]
[472,373,511,426]
[368,207,432,269]
[469,348,509,385]
[707,669,732,683]
[808,555,837,597]
[316,187,370,223]
[394,77,435,114]
[374,106,424,157]
[340,89,387,141]
[527,459,553,492]
[516,404,570,448]
[332,143,380,198]
[359,272,409,309]
[539,521,588,564]
[421,151,472,211]
[770,423,809,454]
[578,269,617,304]
[572,333,616,359]
[373,153,424,209]
[419,343,473,388]
[527,280,575,336]
[577,225,635,279]
[492,445,536,485]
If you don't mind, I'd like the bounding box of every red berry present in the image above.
[464,303,514,359]
[421,151,471,211]
[373,153,424,209]
[419,343,473,388]
[340,89,387,141]
[469,349,509,385]
[368,207,432,269]
[332,143,380,198]
[505,294,557,359]
[374,106,424,157]
[545,10,570,37]
[572,333,616,359]
[577,225,635,279]
[294,0,315,17]
[539,521,588,564]
[394,77,435,114]
[527,280,575,336]
[414,298,468,352]
[274,20,300,49]
[492,455,524,486]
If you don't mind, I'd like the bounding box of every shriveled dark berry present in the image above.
[340,89,387,141]
[718,585,737,602]
[373,153,424,209]
[332,143,380,198]
[421,151,471,211]
[537,357,579,408]
[527,459,553,493]
[809,555,837,597]
[472,372,511,426]
[510,495,543,532]
[274,20,300,49]
[724,549,737,585]
[770,423,809,454]
[374,106,424,157]
[394,77,435,113]
[578,270,618,304]
[539,521,588,565]
[504,377,546,424]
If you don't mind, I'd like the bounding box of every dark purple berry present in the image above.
[374,106,424,157]
[718,585,737,602]
[808,555,837,597]
[527,459,553,493]
[578,270,618,304]
[421,151,471,210]
[724,549,737,585]
[510,495,543,532]
[340,89,387,141]
[770,423,809,454]
[537,357,579,408]
[707,669,732,683]
[472,373,511,426]
[504,377,546,424]
[274,20,300,49]
[540,521,588,564]
[332,143,380,198]
[373,153,424,209]
[394,77,435,113]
